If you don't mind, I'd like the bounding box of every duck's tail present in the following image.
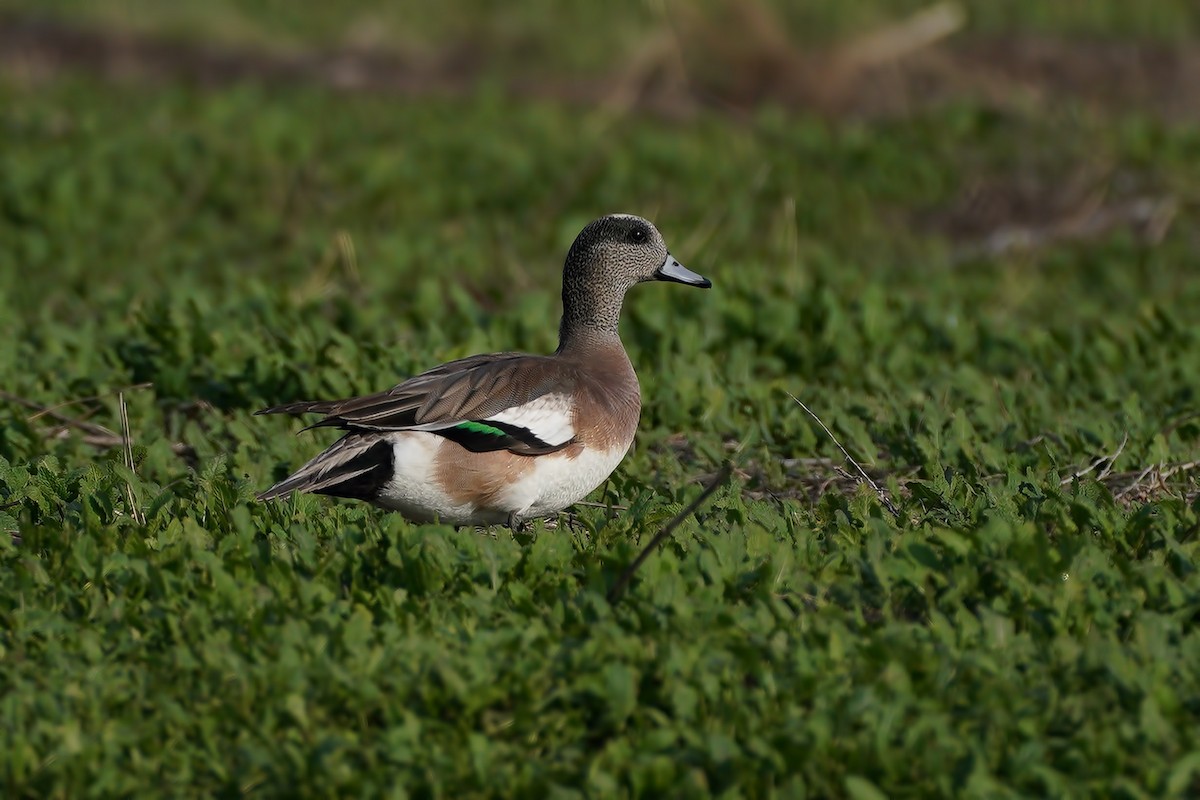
[257,433,393,502]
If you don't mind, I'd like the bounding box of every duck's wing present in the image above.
[256,352,579,456]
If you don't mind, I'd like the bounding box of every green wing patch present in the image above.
[441,418,565,454]
[454,420,509,437]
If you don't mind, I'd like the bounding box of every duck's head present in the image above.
[564,213,711,293]
[557,213,710,347]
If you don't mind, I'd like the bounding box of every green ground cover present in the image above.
[1,4,1199,797]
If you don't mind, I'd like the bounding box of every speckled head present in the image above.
[558,214,710,347]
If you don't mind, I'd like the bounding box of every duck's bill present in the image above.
[655,254,712,288]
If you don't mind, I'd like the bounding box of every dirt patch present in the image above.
[4,11,1200,122]
[917,165,1179,260]
[0,14,475,95]
[953,37,1200,120]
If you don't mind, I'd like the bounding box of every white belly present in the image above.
[373,433,628,526]
[500,444,629,520]
[373,433,483,525]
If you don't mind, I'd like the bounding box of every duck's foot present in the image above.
[557,511,587,532]
[498,512,584,534]
[520,513,581,532]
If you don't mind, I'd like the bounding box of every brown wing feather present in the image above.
[256,352,577,438]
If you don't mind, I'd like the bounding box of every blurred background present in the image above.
[3,1,1197,308]
[4,1,1198,115]
[5,1,1200,117]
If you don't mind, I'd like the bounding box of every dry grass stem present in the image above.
[2,388,192,457]
[1060,432,1128,485]
[837,2,966,72]
[608,462,733,604]
[1110,460,1200,503]
[787,392,901,518]
[575,500,630,512]
[118,392,146,525]
[336,230,361,287]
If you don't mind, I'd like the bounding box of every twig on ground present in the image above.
[2,388,122,439]
[118,392,145,525]
[1158,460,1200,481]
[1,387,192,457]
[607,462,733,604]
[25,382,154,423]
[1109,460,1200,503]
[661,436,917,505]
[1113,463,1160,501]
[786,392,900,519]
[575,500,629,511]
[953,196,1177,264]
[1060,432,1128,485]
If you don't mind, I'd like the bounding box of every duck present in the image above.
[255,213,711,526]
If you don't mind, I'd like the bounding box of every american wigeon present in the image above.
[256,213,711,526]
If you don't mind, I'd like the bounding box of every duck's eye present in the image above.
[628,226,648,244]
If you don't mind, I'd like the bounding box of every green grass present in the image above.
[2,18,1200,800]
